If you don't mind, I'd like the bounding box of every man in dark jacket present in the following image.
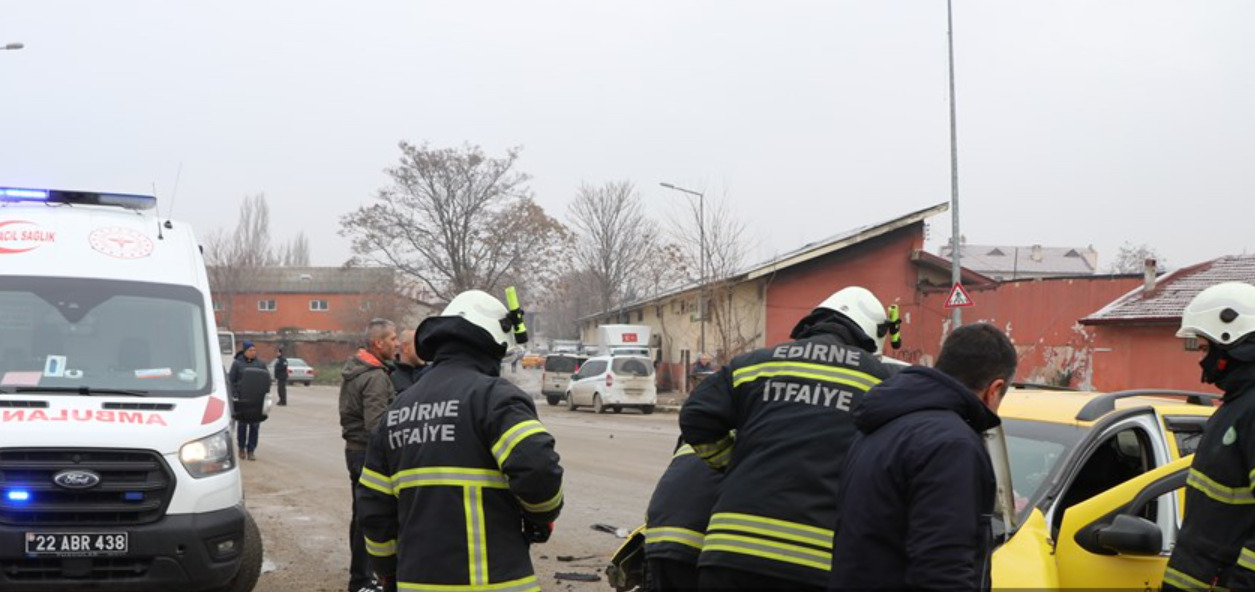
[1163,282,1255,591]
[356,290,562,592]
[390,329,427,394]
[680,286,898,591]
[828,322,1016,592]
[229,341,268,461]
[274,347,289,406]
[339,319,398,592]
[644,438,723,591]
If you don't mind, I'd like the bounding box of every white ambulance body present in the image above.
[0,188,261,591]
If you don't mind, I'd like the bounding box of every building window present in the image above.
[1184,337,1201,352]
[360,301,373,312]
[258,300,277,312]
[310,299,330,312]
[636,309,644,322]
[212,300,224,311]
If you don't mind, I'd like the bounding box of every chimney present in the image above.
[1030,244,1043,262]
[1144,258,1157,293]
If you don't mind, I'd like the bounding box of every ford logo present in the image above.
[53,470,101,490]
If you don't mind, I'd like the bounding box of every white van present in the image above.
[566,354,657,414]
[0,188,262,591]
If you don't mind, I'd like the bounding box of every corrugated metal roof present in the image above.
[1082,255,1255,324]
[939,244,1097,277]
[217,266,396,294]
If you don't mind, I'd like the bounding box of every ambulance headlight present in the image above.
[180,429,234,478]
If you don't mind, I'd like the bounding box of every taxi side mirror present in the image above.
[1094,514,1162,556]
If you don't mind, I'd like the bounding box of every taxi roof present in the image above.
[1000,387,1217,427]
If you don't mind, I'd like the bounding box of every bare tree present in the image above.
[567,181,660,313]
[666,190,758,360]
[278,232,311,266]
[340,142,571,302]
[1108,242,1166,273]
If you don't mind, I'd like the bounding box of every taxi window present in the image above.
[1003,419,1086,521]
[1164,416,1208,457]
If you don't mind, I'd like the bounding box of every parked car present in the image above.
[521,352,546,369]
[542,354,587,405]
[566,355,657,414]
[989,386,1215,589]
[268,357,315,386]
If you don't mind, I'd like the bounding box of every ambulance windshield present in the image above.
[0,276,213,397]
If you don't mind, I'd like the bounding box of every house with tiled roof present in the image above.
[939,243,1099,280]
[1080,255,1255,391]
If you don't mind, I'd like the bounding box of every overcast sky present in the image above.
[3,1,1252,271]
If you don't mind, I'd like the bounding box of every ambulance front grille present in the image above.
[0,449,174,526]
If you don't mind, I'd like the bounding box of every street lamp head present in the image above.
[2,43,24,50]
[659,182,676,190]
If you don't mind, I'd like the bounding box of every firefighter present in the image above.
[679,286,899,591]
[643,437,724,591]
[1163,281,1255,591]
[356,290,563,592]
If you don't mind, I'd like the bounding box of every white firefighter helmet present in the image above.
[816,286,889,353]
[441,290,515,353]
[1177,282,1255,347]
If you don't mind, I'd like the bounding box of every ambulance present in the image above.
[0,188,262,591]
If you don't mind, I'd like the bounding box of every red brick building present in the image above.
[583,203,1143,390]
[212,266,429,366]
[1080,255,1255,393]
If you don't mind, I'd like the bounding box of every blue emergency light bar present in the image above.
[0,187,157,211]
[5,490,30,502]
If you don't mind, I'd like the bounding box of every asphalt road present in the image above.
[244,370,678,592]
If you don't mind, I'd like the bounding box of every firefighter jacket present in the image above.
[644,438,724,565]
[678,321,893,587]
[828,366,999,591]
[1164,364,1255,591]
[356,317,564,592]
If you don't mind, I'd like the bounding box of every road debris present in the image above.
[555,572,602,582]
[591,523,630,538]
[557,554,597,562]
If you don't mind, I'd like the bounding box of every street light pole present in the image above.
[660,182,706,357]
[946,0,963,328]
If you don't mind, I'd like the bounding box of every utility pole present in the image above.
[947,0,963,327]
[659,182,706,356]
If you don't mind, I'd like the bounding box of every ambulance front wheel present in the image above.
[213,510,263,592]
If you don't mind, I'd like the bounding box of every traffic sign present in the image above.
[945,282,975,309]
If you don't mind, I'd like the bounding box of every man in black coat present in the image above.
[828,323,1017,591]
[274,347,289,406]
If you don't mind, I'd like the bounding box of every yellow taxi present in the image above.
[991,386,1217,588]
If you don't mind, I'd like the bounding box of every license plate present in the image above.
[625,389,644,396]
[26,532,128,556]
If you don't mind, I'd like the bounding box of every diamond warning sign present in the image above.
[945,282,974,309]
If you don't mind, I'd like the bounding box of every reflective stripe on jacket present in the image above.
[644,442,723,565]
[356,352,563,591]
[679,329,891,587]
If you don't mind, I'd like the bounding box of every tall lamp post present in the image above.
[660,182,706,357]
[1,43,24,52]
[946,0,963,327]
